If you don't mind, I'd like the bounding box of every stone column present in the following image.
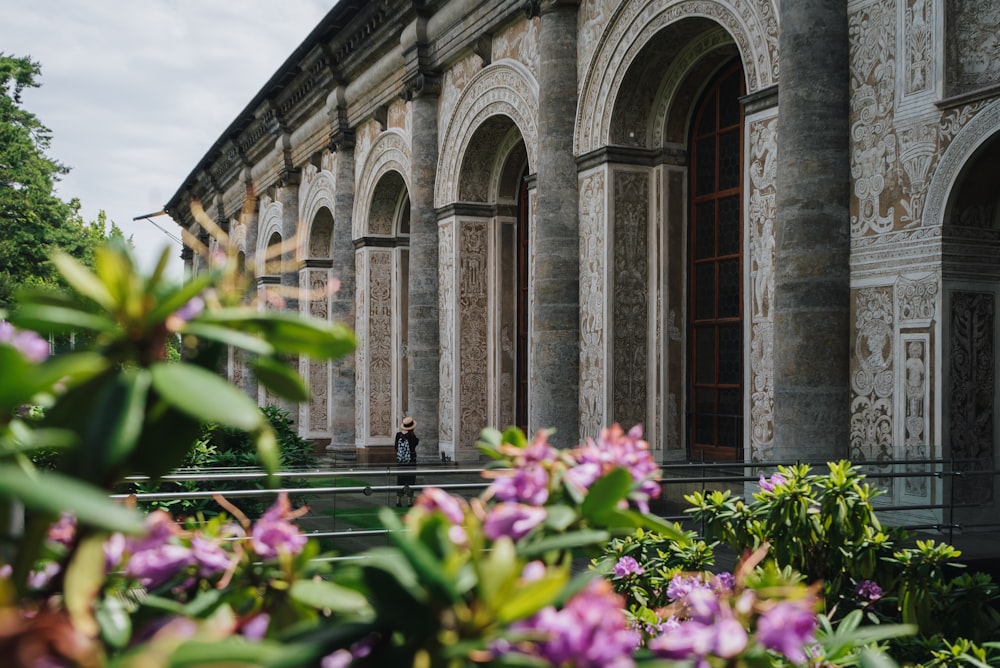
[278,171,301,312]
[406,83,440,456]
[772,0,851,460]
[532,0,581,447]
[329,142,357,457]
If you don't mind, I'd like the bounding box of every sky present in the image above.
[3,1,334,281]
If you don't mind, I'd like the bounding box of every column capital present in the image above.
[400,71,441,101]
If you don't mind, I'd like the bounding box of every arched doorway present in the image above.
[687,60,745,461]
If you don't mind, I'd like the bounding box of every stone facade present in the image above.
[167,0,1000,525]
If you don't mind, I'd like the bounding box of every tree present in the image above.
[0,54,123,311]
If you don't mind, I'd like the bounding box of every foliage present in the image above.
[679,462,1000,663]
[131,405,319,519]
[0,54,127,312]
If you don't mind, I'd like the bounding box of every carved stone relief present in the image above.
[438,53,483,150]
[576,0,779,155]
[902,0,933,98]
[354,121,381,191]
[949,291,995,504]
[493,15,539,79]
[849,0,898,236]
[579,170,607,439]
[850,287,895,478]
[355,252,367,440]
[388,99,408,132]
[307,269,330,434]
[612,170,649,430]
[747,114,777,462]
[353,131,411,240]
[436,61,539,208]
[946,0,1000,97]
[439,221,456,443]
[368,251,393,439]
[901,337,929,497]
[459,221,489,449]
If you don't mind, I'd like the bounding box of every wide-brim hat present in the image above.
[401,417,416,433]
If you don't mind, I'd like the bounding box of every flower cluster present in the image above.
[501,579,639,668]
[0,321,49,363]
[648,571,819,665]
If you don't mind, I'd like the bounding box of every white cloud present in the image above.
[3,0,333,280]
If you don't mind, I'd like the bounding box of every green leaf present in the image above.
[12,302,117,335]
[0,465,143,534]
[251,357,309,403]
[289,578,370,614]
[150,362,264,432]
[518,529,610,557]
[256,427,280,477]
[197,309,355,360]
[96,595,132,650]
[580,467,632,521]
[51,251,117,311]
[181,322,276,356]
[65,533,113,639]
[167,639,319,668]
[132,404,202,481]
[145,269,219,325]
[82,367,151,476]
[496,569,570,623]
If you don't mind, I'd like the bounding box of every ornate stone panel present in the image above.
[579,169,608,439]
[438,53,483,148]
[946,0,1000,97]
[493,15,539,80]
[354,251,367,441]
[900,0,933,101]
[438,220,456,445]
[303,268,331,435]
[353,131,412,240]
[435,61,539,208]
[949,291,995,504]
[747,113,777,462]
[576,0,779,155]
[459,221,490,449]
[612,169,649,430]
[850,287,895,476]
[368,250,394,440]
[849,0,897,237]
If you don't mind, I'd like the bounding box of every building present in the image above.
[166,0,1000,529]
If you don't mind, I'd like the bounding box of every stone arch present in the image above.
[256,197,283,277]
[925,99,1000,228]
[436,59,538,208]
[353,130,411,240]
[298,163,338,261]
[576,0,778,155]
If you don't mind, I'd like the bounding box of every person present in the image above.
[394,416,418,507]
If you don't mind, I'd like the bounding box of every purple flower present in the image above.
[125,543,194,589]
[756,600,818,664]
[483,503,546,542]
[856,579,883,603]
[28,562,60,589]
[666,574,710,602]
[711,572,736,594]
[613,556,645,578]
[0,322,49,363]
[47,513,76,547]
[104,532,126,572]
[174,296,205,323]
[758,472,787,492]
[489,463,550,505]
[508,579,638,668]
[321,650,353,668]
[240,613,270,641]
[191,536,231,577]
[251,493,308,559]
[414,487,466,524]
[570,424,662,513]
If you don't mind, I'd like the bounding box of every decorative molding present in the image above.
[353,130,412,240]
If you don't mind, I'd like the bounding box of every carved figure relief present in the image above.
[492,16,539,79]
[903,0,932,96]
[950,291,995,504]
[438,222,456,442]
[355,252,367,440]
[459,222,489,449]
[946,0,1000,96]
[579,171,607,439]
[849,1,897,236]
[851,287,895,469]
[747,115,777,462]
[368,251,393,439]
[308,270,330,433]
[613,170,649,430]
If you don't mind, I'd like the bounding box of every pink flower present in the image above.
[613,556,645,578]
[251,493,307,559]
[191,536,231,577]
[758,472,787,492]
[47,513,76,547]
[569,424,662,513]
[414,487,466,524]
[104,532,126,572]
[0,322,49,362]
[756,600,818,664]
[125,543,194,589]
[240,613,270,641]
[483,503,547,542]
